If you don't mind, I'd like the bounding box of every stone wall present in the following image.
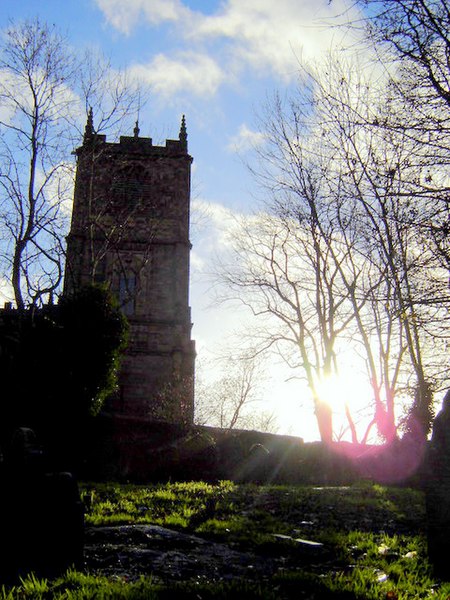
[80,415,361,485]
[79,415,428,486]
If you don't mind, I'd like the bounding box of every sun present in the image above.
[316,370,375,440]
[317,371,372,409]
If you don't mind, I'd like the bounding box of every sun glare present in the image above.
[318,373,365,410]
[263,360,376,443]
[317,370,375,440]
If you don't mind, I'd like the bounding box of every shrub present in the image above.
[0,285,128,450]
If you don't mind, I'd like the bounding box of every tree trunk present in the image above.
[12,241,25,310]
[315,400,333,444]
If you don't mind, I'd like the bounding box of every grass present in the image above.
[82,480,235,528]
[2,480,450,599]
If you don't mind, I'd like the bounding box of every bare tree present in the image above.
[195,355,278,433]
[356,0,450,105]
[0,20,77,308]
[0,19,142,308]
[217,208,359,443]
[318,55,447,441]
[218,51,449,443]
[348,1,450,436]
[79,50,143,140]
[353,0,450,271]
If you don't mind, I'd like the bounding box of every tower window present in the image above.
[119,273,136,316]
[93,256,106,284]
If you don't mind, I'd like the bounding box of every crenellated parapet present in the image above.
[79,113,190,157]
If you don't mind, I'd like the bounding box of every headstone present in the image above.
[425,390,450,579]
[0,427,84,581]
[239,443,271,483]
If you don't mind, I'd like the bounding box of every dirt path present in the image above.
[84,524,327,584]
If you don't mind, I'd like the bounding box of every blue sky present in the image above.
[0,0,363,439]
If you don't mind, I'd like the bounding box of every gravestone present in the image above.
[425,390,450,579]
[238,443,271,483]
[0,428,84,581]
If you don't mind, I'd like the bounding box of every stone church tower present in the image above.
[64,112,195,423]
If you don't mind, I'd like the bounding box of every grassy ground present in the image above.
[2,481,450,599]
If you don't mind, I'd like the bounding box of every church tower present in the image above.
[64,112,195,423]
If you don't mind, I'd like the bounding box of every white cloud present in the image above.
[0,64,81,121]
[97,0,364,95]
[0,277,14,305]
[192,0,362,78]
[190,249,206,272]
[191,199,239,259]
[128,52,224,99]
[227,123,266,153]
[0,70,18,125]
[95,0,190,35]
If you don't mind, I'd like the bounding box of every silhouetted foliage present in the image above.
[57,285,129,417]
[0,285,128,446]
